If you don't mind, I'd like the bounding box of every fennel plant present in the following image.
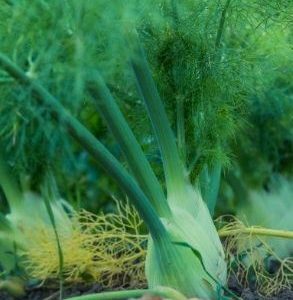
[0,1,292,299]
[0,37,227,298]
[0,18,230,297]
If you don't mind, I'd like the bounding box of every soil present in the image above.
[227,273,293,300]
[0,278,292,300]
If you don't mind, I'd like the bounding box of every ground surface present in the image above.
[227,275,293,300]
[0,277,292,299]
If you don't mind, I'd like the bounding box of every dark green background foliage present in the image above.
[0,0,292,213]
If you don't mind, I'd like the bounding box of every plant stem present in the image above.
[0,53,167,242]
[215,0,232,49]
[0,150,23,212]
[0,279,25,298]
[65,287,188,300]
[200,162,222,216]
[218,227,293,239]
[176,96,186,166]
[87,72,171,218]
[128,36,191,209]
[42,177,64,300]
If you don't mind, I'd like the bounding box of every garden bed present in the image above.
[0,275,292,300]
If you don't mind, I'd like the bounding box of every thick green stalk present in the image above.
[0,151,22,212]
[199,162,222,216]
[87,72,171,218]
[0,213,12,232]
[0,53,167,241]
[176,96,186,166]
[42,180,64,300]
[65,287,188,300]
[215,0,232,49]
[128,37,192,209]
[0,279,25,298]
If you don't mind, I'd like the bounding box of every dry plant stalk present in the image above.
[21,200,147,289]
[217,216,293,297]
